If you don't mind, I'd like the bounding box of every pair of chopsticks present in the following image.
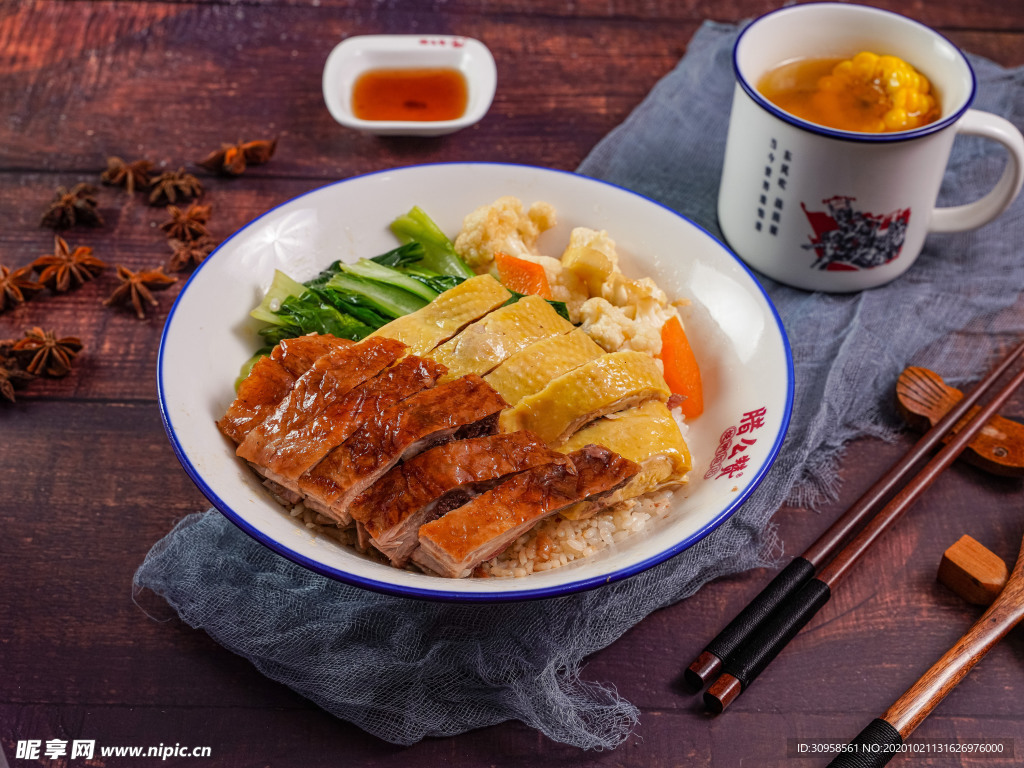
[684,337,1024,714]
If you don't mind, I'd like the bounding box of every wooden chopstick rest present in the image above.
[938,534,1009,606]
[897,366,1024,477]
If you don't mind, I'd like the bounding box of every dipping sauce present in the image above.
[352,67,469,122]
[757,52,940,133]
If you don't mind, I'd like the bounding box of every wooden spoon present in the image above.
[827,527,1024,767]
[897,366,1024,477]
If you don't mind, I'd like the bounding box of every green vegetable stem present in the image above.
[240,205,475,388]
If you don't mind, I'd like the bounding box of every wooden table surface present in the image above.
[2,1,1023,765]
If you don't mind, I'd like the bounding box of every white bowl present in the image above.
[158,163,794,601]
[322,35,497,136]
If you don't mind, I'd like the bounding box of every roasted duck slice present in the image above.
[217,356,297,445]
[498,350,671,445]
[428,295,574,380]
[271,333,352,376]
[216,333,352,444]
[484,327,605,405]
[369,274,511,355]
[240,353,445,494]
[299,374,508,524]
[556,400,692,519]
[236,336,408,491]
[413,445,639,578]
[350,431,571,566]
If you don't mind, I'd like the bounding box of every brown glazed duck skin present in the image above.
[414,444,640,578]
[270,333,353,376]
[244,354,446,494]
[350,431,572,566]
[235,337,408,490]
[217,333,353,445]
[298,374,509,524]
[217,355,298,445]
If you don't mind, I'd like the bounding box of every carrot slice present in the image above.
[494,251,552,299]
[659,315,703,418]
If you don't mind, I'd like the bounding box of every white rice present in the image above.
[476,488,676,578]
[276,486,679,578]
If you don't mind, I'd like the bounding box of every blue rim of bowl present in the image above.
[157,162,795,602]
[733,2,977,144]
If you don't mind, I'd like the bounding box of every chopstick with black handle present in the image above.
[702,355,1024,714]
[826,525,1024,767]
[684,338,1024,692]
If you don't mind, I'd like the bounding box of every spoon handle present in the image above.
[882,575,1024,736]
[827,537,1024,767]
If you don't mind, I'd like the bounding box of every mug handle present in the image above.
[929,109,1024,233]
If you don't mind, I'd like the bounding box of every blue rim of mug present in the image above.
[732,2,978,144]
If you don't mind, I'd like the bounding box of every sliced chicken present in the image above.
[369,274,510,355]
[556,400,691,519]
[428,295,574,380]
[498,350,671,445]
[413,445,640,578]
[350,431,571,566]
[236,337,408,492]
[484,327,605,406]
[299,374,508,524]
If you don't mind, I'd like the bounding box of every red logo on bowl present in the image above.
[704,407,767,481]
[801,196,910,271]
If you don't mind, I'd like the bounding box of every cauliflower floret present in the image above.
[524,254,588,316]
[578,297,628,352]
[561,227,620,296]
[602,274,669,308]
[562,227,669,307]
[454,196,557,268]
[577,297,675,360]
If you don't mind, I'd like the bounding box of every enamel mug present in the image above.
[717,3,1024,292]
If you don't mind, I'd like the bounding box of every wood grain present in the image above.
[938,534,1010,606]
[897,366,1024,477]
[3,0,1024,765]
[883,531,1024,738]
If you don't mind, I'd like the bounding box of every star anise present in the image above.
[148,168,204,206]
[31,235,108,293]
[103,265,177,319]
[197,137,278,176]
[101,156,153,195]
[0,264,44,313]
[166,236,216,272]
[160,202,212,242]
[0,355,35,403]
[40,183,104,229]
[10,327,83,377]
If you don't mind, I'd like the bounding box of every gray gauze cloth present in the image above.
[134,21,1024,750]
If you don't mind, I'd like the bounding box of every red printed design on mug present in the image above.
[717,4,1024,292]
[800,196,911,271]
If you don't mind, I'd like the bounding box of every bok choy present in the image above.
[245,207,474,375]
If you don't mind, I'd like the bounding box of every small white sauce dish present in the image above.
[322,34,497,137]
